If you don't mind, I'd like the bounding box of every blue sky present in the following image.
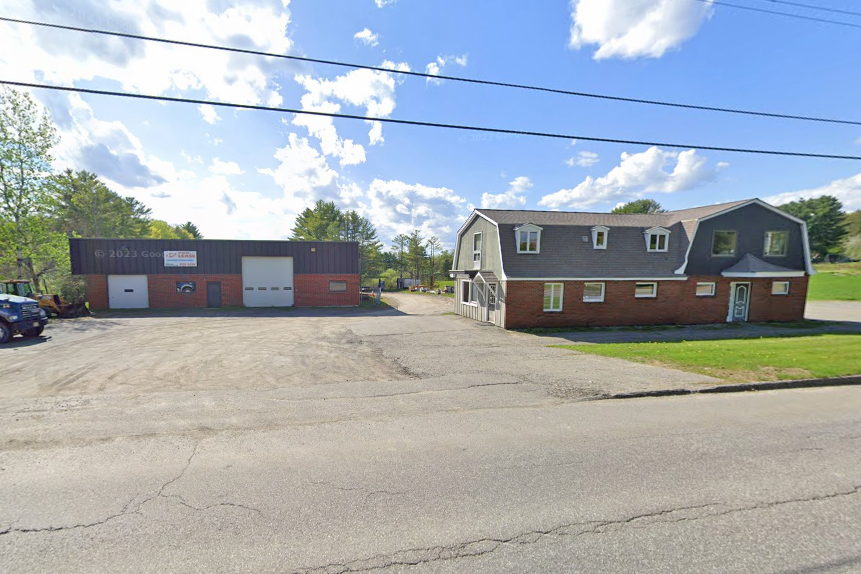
[2,0,860,247]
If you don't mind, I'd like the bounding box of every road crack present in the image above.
[290,486,861,573]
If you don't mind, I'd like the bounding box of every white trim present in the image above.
[763,230,789,257]
[543,282,564,312]
[506,276,687,281]
[675,199,815,276]
[711,229,738,257]
[634,282,658,298]
[675,220,699,274]
[771,280,790,295]
[644,227,670,252]
[727,282,751,322]
[472,231,482,270]
[451,210,509,281]
[722,271,805,278]
[695,282,716,297]
[583,282,605,303]
[591,226,609,250]
[515,224,542,254]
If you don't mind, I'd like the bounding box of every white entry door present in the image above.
[242,257,294,307]
[487,283,497,323]
[107,275,149,309]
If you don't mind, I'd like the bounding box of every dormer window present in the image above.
[473,232,482,269]
[515,224,542,254]
[644,227,670,253]
[591,226,609,250]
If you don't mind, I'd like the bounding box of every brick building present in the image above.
[449,199,814,329]
[70,238,359,310]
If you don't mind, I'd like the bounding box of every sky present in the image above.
[1,0,860,248]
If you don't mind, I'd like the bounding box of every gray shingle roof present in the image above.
[475,199,757,279]
[722,253,801,275]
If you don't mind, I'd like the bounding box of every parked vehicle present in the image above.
[0,292,48,344]
[0,280,89,318]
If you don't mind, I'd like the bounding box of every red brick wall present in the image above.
[85,275,108,310]
[503,276,808,329]
[148,274,243,309]
[295,274,360,307]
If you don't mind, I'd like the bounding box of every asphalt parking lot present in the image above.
[0,293,715,402]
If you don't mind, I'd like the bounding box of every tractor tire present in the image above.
[0,322,12,344]
[22,326,44,338]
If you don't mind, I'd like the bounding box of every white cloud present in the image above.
[375,0,398,7]
[481,176,533,209]
[220,192,238,215]
[363,179,469,242]
[425,54,468,85]
[539,147,718,209]
[354,28,379,47]
[1,0,292,106]
[765,173,861,212]
[198,104,221,125]
[565,151,600,168]
[855,137,861,146]
[209,158,244,176]
[258,132,344,208]
[569,0,713,60]
[293,63,407,164]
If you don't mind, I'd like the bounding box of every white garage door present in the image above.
[242,257,294,307]
[108,275,149,309]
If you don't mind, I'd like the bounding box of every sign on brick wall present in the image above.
[164,251,197,267]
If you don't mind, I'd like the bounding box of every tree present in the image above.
[148,220,194,239]
[780,196,846,260]
[406,230,426,282]
[0,88,59,281]
[844,211,861,261]
[611,199,665,214]
[179,221,203,239]
[845,234,861,261]
[846,210,861,237]
[425,236,443,287]
[291,200,343,241]
[50,169,151,238]
[392,233,409,279]
[341,210,382,280]
[379,268,399,290]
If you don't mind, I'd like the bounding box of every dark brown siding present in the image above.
[70,238,359,275]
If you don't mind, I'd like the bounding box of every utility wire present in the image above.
[690,0,861,29]
[3,80,859,161]
[759,0,861,19]
[1,15,860,127]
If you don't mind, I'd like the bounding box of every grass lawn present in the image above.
[553,334,861,383]
[809,263,861,301]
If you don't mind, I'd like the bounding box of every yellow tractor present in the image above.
[0,280,90,318]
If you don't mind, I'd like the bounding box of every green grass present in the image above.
[808,263,861,300]
[553,334,861,383]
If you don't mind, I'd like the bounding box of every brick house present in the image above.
[449,199,814,329]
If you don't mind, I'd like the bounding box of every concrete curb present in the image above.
[604,375,861,401]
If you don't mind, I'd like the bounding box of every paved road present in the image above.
[2,387,859,573]
[806,300,861,324]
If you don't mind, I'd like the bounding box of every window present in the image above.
[696,282,716,297]
[329,281,347,292]
[644,228,670,252]
[473,233,482,269]
[515,224,542,253]
[591,226,609,250]
[635,282,657,298]
[712,230,738,256]
[543,283,563,312]
[518,230,539,253]
[583,282,605,303]
[461,280,470,303]
[772,281,790,295]
[470,281,479,304]
[764,231,788,257]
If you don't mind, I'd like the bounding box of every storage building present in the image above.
[70,238,359,309]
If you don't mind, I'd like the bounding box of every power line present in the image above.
[758,0,861,19]
[1,16,860,128]
[690,0,861,29]
[3,79,859,161]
